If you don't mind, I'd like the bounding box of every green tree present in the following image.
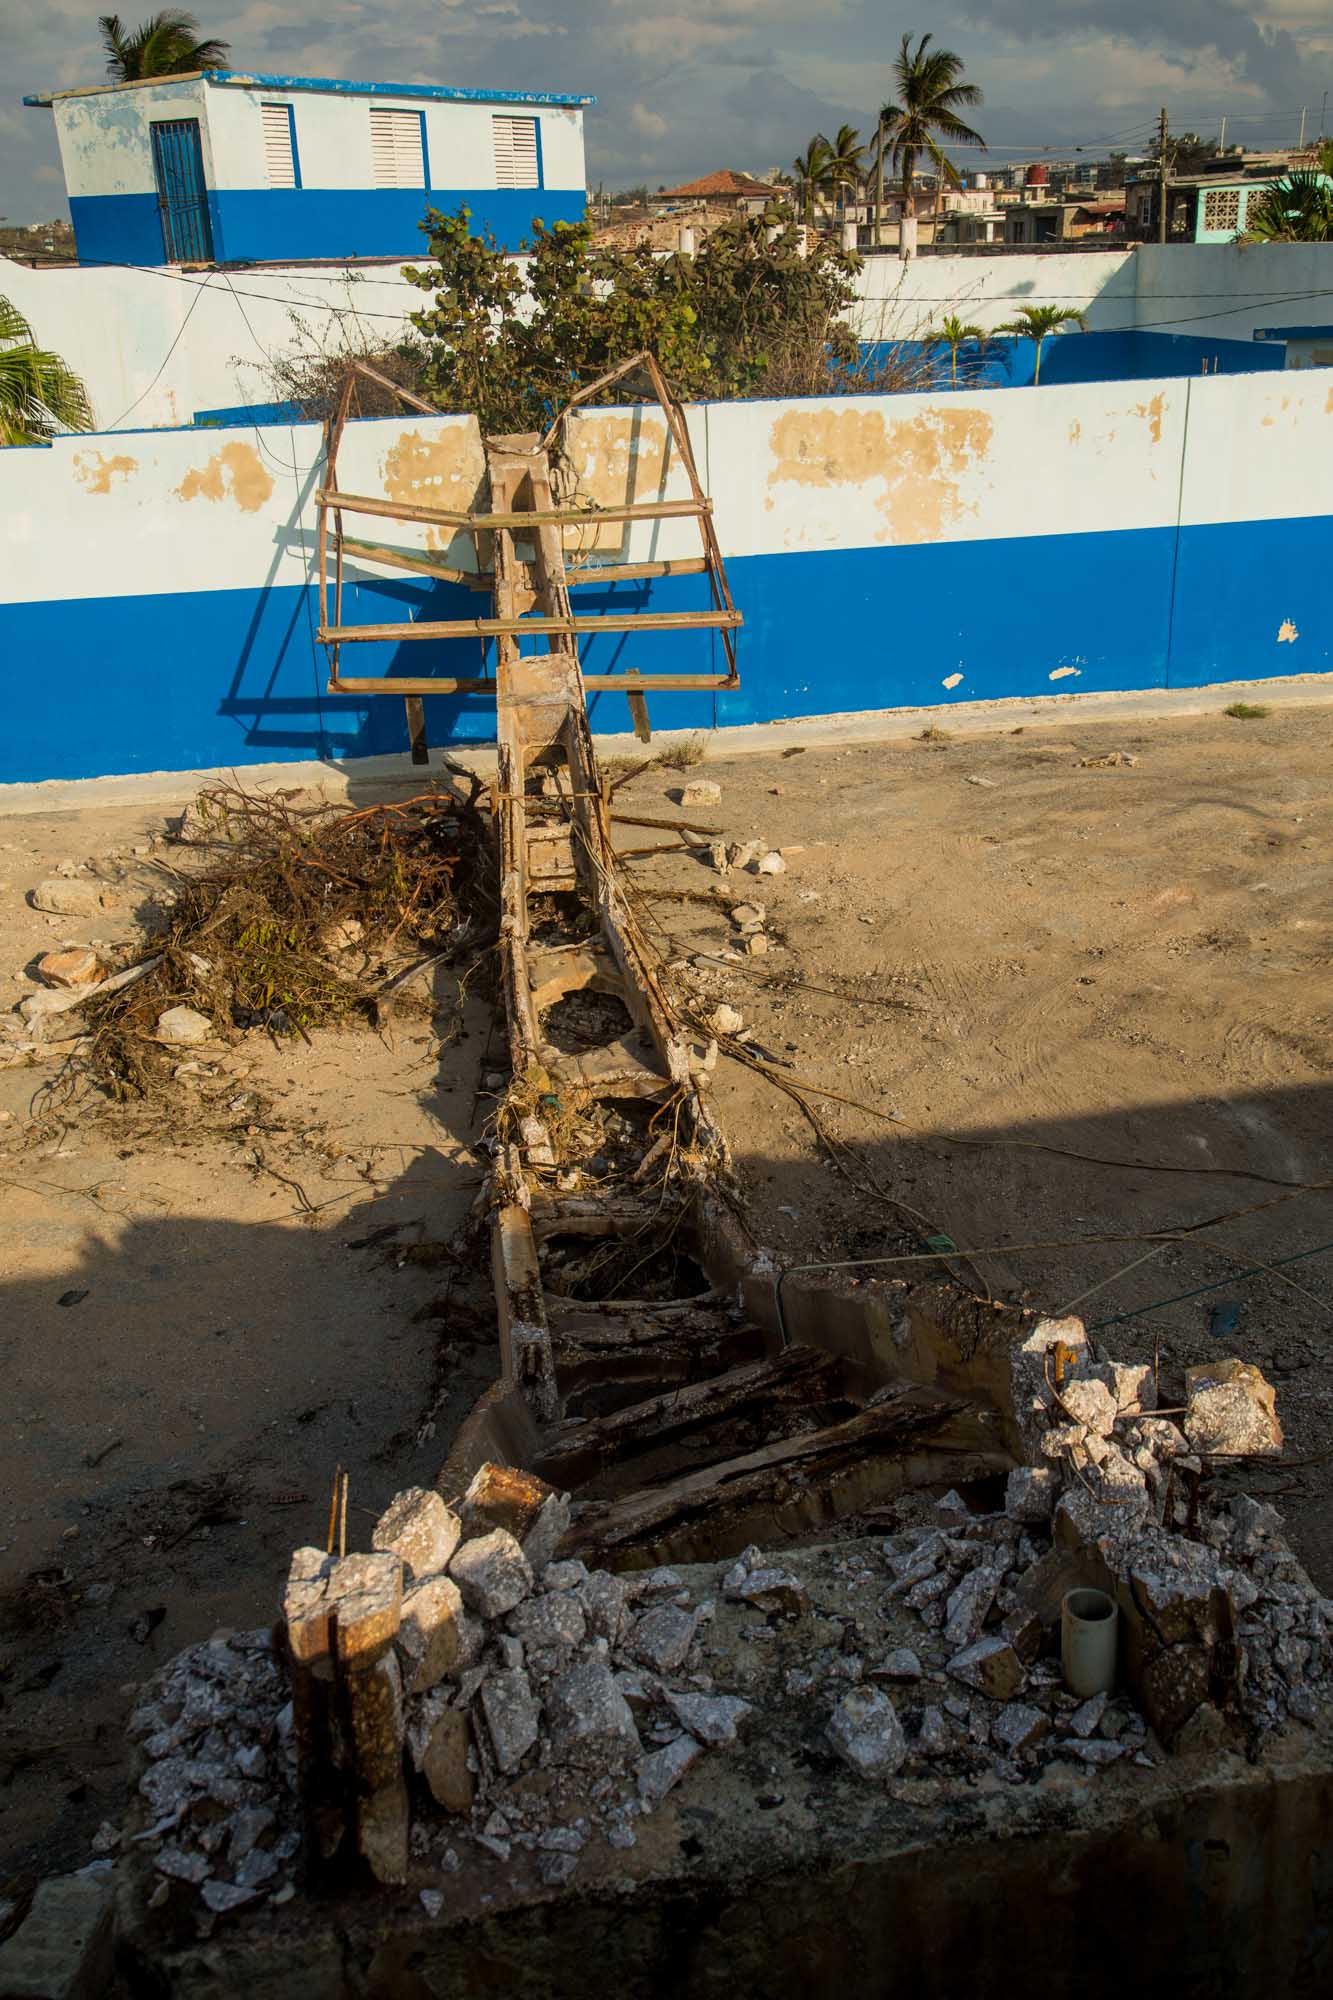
[995,303,1086,386]
[817,124,866,217]
[99,9,230,80]
[791,137,831,224]
[924,313,986,388]
[0,294,93,444]
[1238,170,1333,243]
[876,31,985,226]
[402,206,863,431]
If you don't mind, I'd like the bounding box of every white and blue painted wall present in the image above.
[2,368,1330,786]
[24,71,591,267]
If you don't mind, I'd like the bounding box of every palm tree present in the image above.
[995,304,1086,386]
[876,31,985,243]
[791,137,831,226]
[1239,170,1333,243]
[924,313,986,389]
[818,124,866,220]
[99,10,230,81]
[0,295,93,445]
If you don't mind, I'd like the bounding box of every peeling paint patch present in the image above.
[1049,665,1081,682]
[1277,620,1299,643]
[564,412,669,551]
[1133,394,1166,445]
[1068,420,1082,445]
[73,450,137,494]
[382,426,485,552]
[942,672,964,690]
[766,404,993,545]
[1326,386,1333,415]
[175,442,274,513]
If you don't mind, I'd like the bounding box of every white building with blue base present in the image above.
[23,70,593,267]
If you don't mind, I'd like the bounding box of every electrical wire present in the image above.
[1086,1237,1333,1333]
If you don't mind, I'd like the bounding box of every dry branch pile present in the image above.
[50,782,491,1105]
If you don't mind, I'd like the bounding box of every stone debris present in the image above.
[827,1686,908,1780]
[480,1670,541,1773]
[942,1567,999,1649]
[876,1648,923,1683]
[1185,1359,1283,1456]
[1005,1466,1059,1524]
[629,1605,702,1674]
[374,1488,463,1580]
[755,851,785,875]
[36,945,104,989]
[449,1530,534,1620]
[30,877,104,917]
[992,1703,1048,1755]
[947,1638,1026,1701]
[662,1690,752,1745]
[638,1733,704,1806]
[155,1004,213,1046]
[679,779,722,807]
[546,1662,643,1771]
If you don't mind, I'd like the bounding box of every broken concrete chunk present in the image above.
[662,1690,752,1746]
[1088,1360,1156,1417]
[680,779,721,807]
[1005,1466,1059,1524]
[397,1576,471,1695]
[917,1705,950,1754]
[422,1707,474,1812]
[345,1650,404,1792]
[479,1669,540,1774]
[521,1492,572,1575]
[992,1703,1049,1755]
[449,1530,533,1619]
[282,1547,336,1665]
[546,1662,642,1770]
[37,947,103,990]
[1227,1495,1283,1552]
[31,878,103,917]
[726,1565,807,1615]
[1063,1738,1126,1766]
[542,1560,588,1593]
[1059,1377,1119,1437]
[330,1552,403,1669]
[574,1568,627,1644]
[1185,1360,1282,1456]
[1000,1605,1042,1666]
[946,1636,1025,1700]
[876,1648,923,1683]
[459,1462,558,1545]
[358,1777,410,1886]
[1010,1316,1090,1457]
[826,1686,908,1780]
[372,1488,462,1581]
[638,1733,704,1807]
[509,1590,586,1655]
[728,902,765,934]
[1067,1692,1108,1739]
[707,1003,745,1037]
[943,1566,1000,1650]
[755,851,786,875]
[156,1005,213,1046]
[629,1605,700,1675]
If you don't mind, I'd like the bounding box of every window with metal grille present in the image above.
[1202,187,1240,232]
[370,108,426,188]
[261,103,297,188]
[493,115,540,189]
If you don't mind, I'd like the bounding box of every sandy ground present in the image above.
[626,700,1333,1577]
[0,795,495,1879]
[1,694,1331,1878]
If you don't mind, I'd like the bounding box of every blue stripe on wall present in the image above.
[70,186,585,266]
[4,520,1330,785]
[862,330,1287,391]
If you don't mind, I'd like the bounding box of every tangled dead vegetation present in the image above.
[40,781,493,1110]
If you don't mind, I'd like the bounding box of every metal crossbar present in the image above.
[315,355,742,761]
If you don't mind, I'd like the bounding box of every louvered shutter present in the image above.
[261,103,296,188]
[493,116,540,190]
[370,108,425,188]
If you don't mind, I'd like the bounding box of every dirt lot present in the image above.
[630,700,1332,1572]
[1,694,1330,1881]
[0,792,497,1879]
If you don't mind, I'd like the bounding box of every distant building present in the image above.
[22,69,593,267]
[1005,197,1126,246]
[1125,154,1331,242]
[650,170,786,216]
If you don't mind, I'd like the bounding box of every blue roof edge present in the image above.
[25,72,594,107]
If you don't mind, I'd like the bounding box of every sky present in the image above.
[4,0,1333,222]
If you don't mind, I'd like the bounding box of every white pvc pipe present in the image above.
[1061,1586,1118,1697]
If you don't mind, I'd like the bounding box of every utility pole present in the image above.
[1321,91,1328,142]
[1219,114,1226,153]
[1299,105,1307,149]
[1157,105,1169,244]
[874,112,884,249]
